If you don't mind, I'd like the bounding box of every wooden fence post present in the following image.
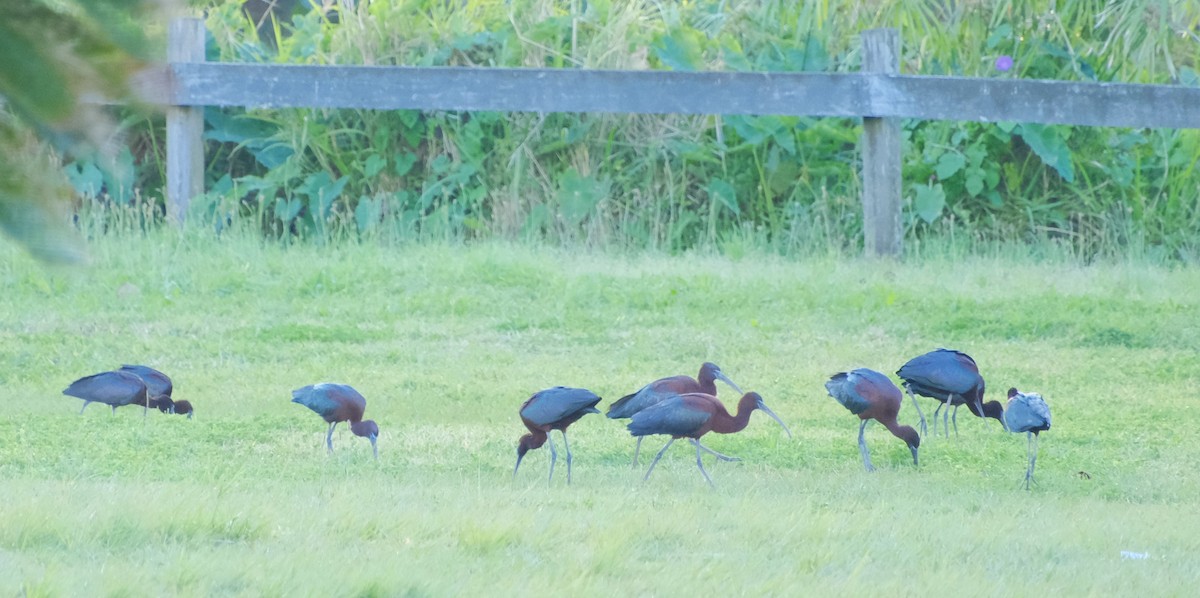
[860,29,902,257]
[166,18,206,225]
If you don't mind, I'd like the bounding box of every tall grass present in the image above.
[2,224,1200,593]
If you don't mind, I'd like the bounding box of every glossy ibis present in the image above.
[607,362,743,467]
[62,371,149,415]
[514,386,602,484]
[119,365,193,418]
[896,348,1005,437]
[292,383,379,459]
[627,391,791,487]
[824,369,920,471]
[1003,387,1051,490]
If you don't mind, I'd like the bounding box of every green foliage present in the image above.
[2,231,1200,593]
[72,0,1200,258]
[0,0,179,262]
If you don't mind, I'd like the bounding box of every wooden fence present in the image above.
[159,18,1200,256]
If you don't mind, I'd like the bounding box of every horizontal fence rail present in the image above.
[163,62,1200,130]
[159,18,1200,256]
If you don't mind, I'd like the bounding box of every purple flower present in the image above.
[995,55,1014,72]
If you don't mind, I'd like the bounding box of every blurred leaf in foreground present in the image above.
[0,0,179,263]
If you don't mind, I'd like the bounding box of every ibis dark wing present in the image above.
[896,349,981,396]
[606,379,687,419]
[825,369,897,415]
[521,387,602,426]
[63,371,146,406]
[627,395,712,437]
[120,365,173,399]
[292,383,365,418]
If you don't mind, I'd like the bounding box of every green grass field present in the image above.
[2,230,1199,596]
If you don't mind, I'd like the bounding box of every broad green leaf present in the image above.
[986,24,1013,49]
[706,178,739,216]
[935,152,966,179]
[651,30,703,71]
[275,197,302,223]
[965,171,984,197]
[355,196,380,233]
[1017,123,1075,182]
[557,168,609,225]
[394,153,418,177]
[63,160,105,198]
[913,183,946,224]
[363,154,385,178]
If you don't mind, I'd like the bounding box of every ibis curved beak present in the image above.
[369,433,378,461]
[715,371,744,395]
[756,401,792,439]
[911,445,919,467]
[513,450,524,479]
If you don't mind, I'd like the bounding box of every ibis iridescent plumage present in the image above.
[896,348,1005,437]
[627,391,791,487]
[514,386,602,484]
[62,371,149,415]
[292,383,379,459]
[1003,387,1051,490]
[119,365,193,418]
[824,369,920,471]
[606,362,743,466]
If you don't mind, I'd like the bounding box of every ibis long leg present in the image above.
[326,421,338,453]
[1022,432,1041,490]
[561,431,574,485]
[643,438,675,482]
[931,402,943,437]
[907,388,927,437]
[951,404,960,438]
[111,405,117,415]
[79,401,90,415]
[631,436,643,468]
[546,433,558,482]
[691,439,740,462]
[858,419,875,472]
[694,441,715,488]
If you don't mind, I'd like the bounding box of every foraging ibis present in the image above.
[1003,387,1051,490]
[607,362,743,466]
[62,370,149,415]
[896,348,1005,437]
[292,383,379,459]
[514,386,602,484]
[119,365,192,418]
[627,391,791,487]
[824,369,920,471]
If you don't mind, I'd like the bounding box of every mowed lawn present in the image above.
[2,230,1199,595]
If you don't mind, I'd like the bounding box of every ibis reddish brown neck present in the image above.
[696,365,719,395]
[708,393,762,435]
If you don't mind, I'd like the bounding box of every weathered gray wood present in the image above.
[162,62,1200,128]
[861,29,902,258]
[165,18,206,225]
[168,63,870,116]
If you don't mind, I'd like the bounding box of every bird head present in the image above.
[352,420,380,460]
[747,393,792,439]
[701,362,744,395]
[981,401,1006,430]
[901,426,921,466]
[173,400,194,419]
[514,433,546,478]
